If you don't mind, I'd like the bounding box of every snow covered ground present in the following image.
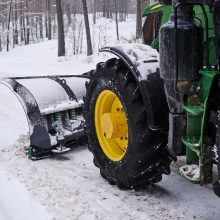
[0,15,137,77]
[0,16,220,220]
[1,135,220,220]
[0,170,51,220]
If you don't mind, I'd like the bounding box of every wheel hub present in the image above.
[95,90,128,161]
[101,112,127,139]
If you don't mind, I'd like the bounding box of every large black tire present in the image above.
[206,76,220,197]
[84,58,175,189]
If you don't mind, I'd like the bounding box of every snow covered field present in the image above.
[0,16,220,220]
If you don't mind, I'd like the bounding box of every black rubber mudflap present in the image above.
[84,58,175,189]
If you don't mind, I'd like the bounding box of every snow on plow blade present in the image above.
[0,75,89,158]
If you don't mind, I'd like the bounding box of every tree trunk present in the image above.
[23,9,26,44]
[39,14,43,39]
[136,0,142,39]
[93,0,97,24]
[0,34,2,52]
[14,3,18,45]
[114,0,119,41]
[103,0,106,17]
[56,0,65,56]
[7,0,13,51]
[25,0,30,44]
[45,0,48,38]
[19,2,24,42]
[48,0,52,40]
[66,1,71,25]
[106,0,110,18]
[73,0,77,17]
[82,0,93,56]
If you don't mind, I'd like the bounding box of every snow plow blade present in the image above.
[0,75,89,159]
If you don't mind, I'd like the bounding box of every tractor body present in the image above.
[88,0,220,196]
[143,0,220,195]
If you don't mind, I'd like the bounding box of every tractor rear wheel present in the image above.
[84,58,174,188]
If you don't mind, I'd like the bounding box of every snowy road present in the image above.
[0,137,220,220]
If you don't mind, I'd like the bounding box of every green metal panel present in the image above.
[194,5,216,65]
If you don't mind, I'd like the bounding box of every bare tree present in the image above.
[47,0,52,40]
[82,0,93,56]
[136,0,142,39]
[39,1,43,39]
[114,0,119,41]
[0,0,139,53]
[6,0,13,51]
[103,0,106,17]
[25,0,30,44]
[56,0,65,56]
[19,1,24,43]
[0,33,2,52]
[93,0,97,24]
[14,2,18,45]
[65,0,71,25]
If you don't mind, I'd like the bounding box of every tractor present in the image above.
[1,0,220,197]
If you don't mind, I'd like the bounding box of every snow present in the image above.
[179,164,200,181]
[0,15,136,78]
[0,38,98,77]
[0,15,220,220]
[40,100,83,115]
[1,136,220,220]
[212,144,219,163]
[0,170,51,220]
[112,43,159,80]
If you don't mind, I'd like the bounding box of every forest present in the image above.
[0,0,150,56]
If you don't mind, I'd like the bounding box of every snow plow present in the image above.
[0,75,89,159]
[1,0,220,198]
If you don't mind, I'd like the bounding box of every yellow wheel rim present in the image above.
[95,90,128,161]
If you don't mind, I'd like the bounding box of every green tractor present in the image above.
[84,0,220,196]
[1,0,220,197]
